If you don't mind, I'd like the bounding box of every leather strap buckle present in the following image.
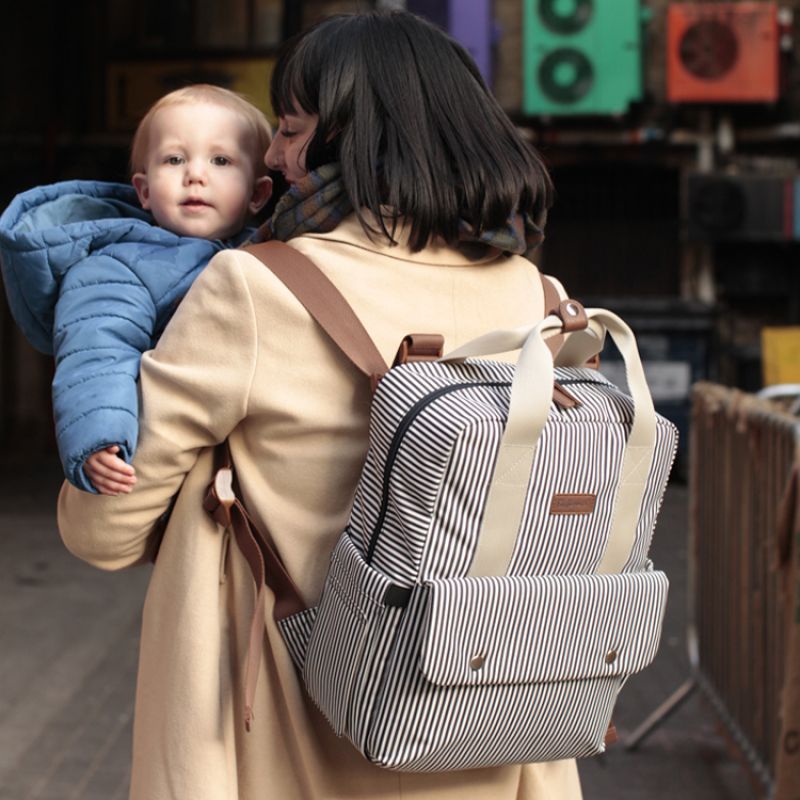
[202,467,236,528]
[555,299,588,333]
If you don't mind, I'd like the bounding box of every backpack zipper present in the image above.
[555,377,611,387]
[366,380,509,564]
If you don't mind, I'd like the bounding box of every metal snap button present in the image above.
[469,654,485,670]
[605,649,618,664]
[565,302,580,317]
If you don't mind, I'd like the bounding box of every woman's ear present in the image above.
[249,176,273,215]
[132,174,150,209]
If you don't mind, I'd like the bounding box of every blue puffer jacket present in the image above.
[0,180,252,491]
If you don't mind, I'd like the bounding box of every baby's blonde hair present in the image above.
[130,84,272,176]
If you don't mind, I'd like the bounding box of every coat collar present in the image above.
[298,213,505,267]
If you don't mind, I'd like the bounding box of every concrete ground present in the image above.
[0,456,762,799]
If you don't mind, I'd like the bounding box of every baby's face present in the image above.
[133,101,270,240]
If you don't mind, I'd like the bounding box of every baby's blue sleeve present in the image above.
[52,254,157,492]
[0,238,58,355]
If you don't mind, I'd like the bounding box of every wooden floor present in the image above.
[0,458,758,799]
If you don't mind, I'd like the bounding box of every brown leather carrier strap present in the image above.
[245,241,390,388]
[203,443,305,620]
[247,240,566,381]
[541,273,562,316]
[203,441,306,730]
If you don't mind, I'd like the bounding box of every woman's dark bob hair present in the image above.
[270,11,553,252]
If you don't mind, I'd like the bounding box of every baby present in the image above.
[0,85,272,495]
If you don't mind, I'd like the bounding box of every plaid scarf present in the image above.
[255,162,544,256]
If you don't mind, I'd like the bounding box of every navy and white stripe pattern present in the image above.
[279,358,678,771]
[420,570,668,686]
[278,607,317,671]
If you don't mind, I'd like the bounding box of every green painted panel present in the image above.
[523,0,643,116]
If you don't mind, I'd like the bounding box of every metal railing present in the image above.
[627,382,800,799]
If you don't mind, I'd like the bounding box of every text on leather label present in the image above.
[550,493,597,515]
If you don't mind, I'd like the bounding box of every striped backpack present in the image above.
[205,242,678,771]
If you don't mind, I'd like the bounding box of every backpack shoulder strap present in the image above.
[245,241,389,387]
[247,240,564,374]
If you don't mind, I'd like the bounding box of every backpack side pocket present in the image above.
[302,534,410,739]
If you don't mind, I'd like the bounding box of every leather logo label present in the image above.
[550,493,597,515]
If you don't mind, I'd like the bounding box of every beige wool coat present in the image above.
[58,215,584,800]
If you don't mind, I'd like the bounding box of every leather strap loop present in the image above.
[393,333,445,367]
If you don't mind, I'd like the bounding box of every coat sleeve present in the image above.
[53,253,158,492]
[57,249,259,569]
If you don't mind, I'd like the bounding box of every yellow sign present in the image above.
[762,327,800,386]
[106,58,277,132]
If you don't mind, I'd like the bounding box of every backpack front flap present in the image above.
[420,570,668,687]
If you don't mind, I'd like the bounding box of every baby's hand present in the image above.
[84,446,137,496]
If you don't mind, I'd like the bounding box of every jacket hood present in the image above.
[0,179,259,355]
[0,179,159,267]
[0,180,167,353]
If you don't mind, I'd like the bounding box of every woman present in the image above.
[58,11,583,799]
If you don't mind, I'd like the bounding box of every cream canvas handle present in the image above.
[441,307,657,577]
